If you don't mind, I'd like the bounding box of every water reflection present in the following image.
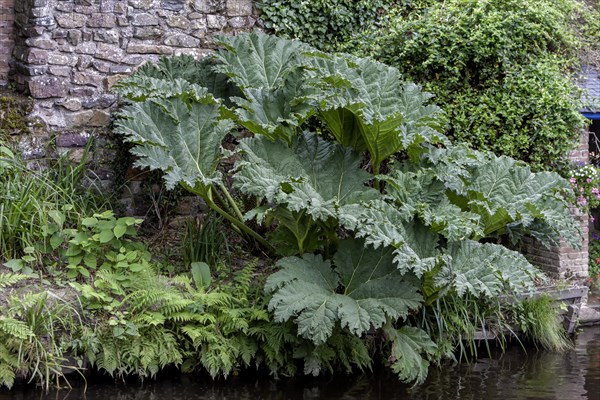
[1,328,598,400]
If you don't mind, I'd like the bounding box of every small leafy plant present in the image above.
[51,211,147,280]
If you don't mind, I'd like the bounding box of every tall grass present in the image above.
[0,140,110,263]
[181,213,229,268]
[516,295,572,352]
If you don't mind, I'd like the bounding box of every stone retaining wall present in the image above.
[0,0,15,85]
[8,0,256,159]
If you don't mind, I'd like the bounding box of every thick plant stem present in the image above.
[204,196,274,253]
[183,183,274,253]
[373,162,381,191]
[217,182,245,222]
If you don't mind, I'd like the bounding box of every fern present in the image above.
[0,273,28,288]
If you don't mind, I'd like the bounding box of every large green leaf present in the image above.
[234,131,378,221]
[115,94,233,193]
[341,201,441,277]
[114,56,240,105]
[214,32,309,90]
[446,152,580,247]
[444,240,541,298]
[308,54,447,170]
[379,168,484,241]
[385,325,437,385]
[265,239,422,345]
[229,84,315,143]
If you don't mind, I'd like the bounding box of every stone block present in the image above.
[95,43,125,62]
[109,65,133,74]
[226,0,252,16]
[162,0,185,12]
[67,29,83,45]
[114,2,128,14]
[30,7,53,19]
[25,37,57,50]
[87,13,116,28]
[105,74,126,90]
[53,30,68,39]
[127,43,173,55]
[92,60,112,73]
[129,0,154,10]
[55,132,91,147]
[164,34,200,48]
[81,94,118,108]
[64,111,93,128]
[77,54,94,69]
[31,16,56,27]
[74,4,99,15]
[25,48,48,64]
[55,13,86,29]
[93,30,120,44]
[131,13,159,26]
[228,16,247,29]
[48,52,77,66]
[57,97,83,111]
[206,14,227,29]
[15,62,48,76]
[28,76,69,98]
[121,55,144,65]
[70,86,96,96]
[74,41,97,55]
[116,16,129,26]
[55,3,74,12]
[88,110,111,126]
[72,71,105,87]
[133,27,163,39]
[193,0,225,13]
[166,15,191,29]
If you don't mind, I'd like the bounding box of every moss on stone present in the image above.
[0,93,34,140]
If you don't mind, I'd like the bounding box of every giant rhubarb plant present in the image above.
[114,32,580,383]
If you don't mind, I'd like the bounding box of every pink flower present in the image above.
[587,178,593,183]
[578,196,587,205]
[593,188,600,195]
[570,177,577,183]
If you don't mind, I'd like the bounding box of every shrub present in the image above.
[344,0,586,170]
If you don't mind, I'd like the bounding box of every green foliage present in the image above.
[384,325,437,385]
[47,211,148,281]
[344,0,586,170]
[256,0,389,51]
[0,139,109,263]
[0,291,82,390]
[512,295,572,352]
[182,214,229,268]
[112,32,581,384]
[265,239,422,346]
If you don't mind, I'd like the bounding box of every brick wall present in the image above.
[0,0,15,85]
[522,129,590,281]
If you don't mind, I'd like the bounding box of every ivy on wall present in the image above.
[256,0,389,51]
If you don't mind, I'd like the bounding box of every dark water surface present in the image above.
[1,328,599,400]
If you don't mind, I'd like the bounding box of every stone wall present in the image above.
[0,0,15,85]
[522,129,590,281]
[8,0,256,158]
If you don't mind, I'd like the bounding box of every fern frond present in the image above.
[0,273,28,288]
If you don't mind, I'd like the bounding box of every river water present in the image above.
[1,328,599,400]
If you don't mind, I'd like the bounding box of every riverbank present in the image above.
[1,327,598,400]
